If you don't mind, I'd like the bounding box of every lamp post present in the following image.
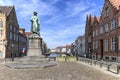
[11,43,14,61]
[95,48,98,60]
[3,39,7,63]
[76,47,78,61]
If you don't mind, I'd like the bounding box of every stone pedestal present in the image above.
[5,34,57,69]
[27,34,42,57]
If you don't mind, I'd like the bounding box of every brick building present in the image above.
[92,16,100,60]
[85,14,94,58]
[91,0,120,62]
[25,32,32,53]
[19,28,27,56]
[0,6,28,58]
[0,6,20,58]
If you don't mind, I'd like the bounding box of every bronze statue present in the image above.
[30,12,40,35]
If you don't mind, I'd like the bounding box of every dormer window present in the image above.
[106,7,109,17]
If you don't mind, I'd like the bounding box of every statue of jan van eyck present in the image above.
[30,12,40,35]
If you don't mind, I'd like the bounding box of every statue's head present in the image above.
[33,12,37,15]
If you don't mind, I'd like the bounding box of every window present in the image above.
[111,19,116,30]
[93,31,95,37]
[10,32,12,40]
[16,35,18,41]
[0,40,2,50]
[111,57,116,61]
[14,34,16,41]
[119,17,120,27]
[104,39,109,51]
[105,57,109,60]
[100,26,103,34]
[95,41,98,49]
[0,30,2,37]
[10,25,12,31]
[88,35,91,42]
[93,42,95,50]
[106,7,109,17]
[105,23,108,32]
[119,36,120,50]
[0,19,3,27]
[111,37,116,51]
[96,29,98,36]
[17,36,18,41]
[14,27,16,32]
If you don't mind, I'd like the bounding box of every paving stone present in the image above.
[0,62,119,80]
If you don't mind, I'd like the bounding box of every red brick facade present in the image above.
[85,15,94,58]
[90,0,120,62]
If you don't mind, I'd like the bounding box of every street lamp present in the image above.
[76,47,78,61]
[3,39,7,63]
[11,43,14,61]
[95,48,98,60]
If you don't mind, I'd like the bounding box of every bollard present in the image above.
[88,60,89,64]
[95,61,96,66]
[94,61,97,66]
[100,62,103,68]
[107,64,111,71]
[90,60,92,65]
[85,59,86,63]
[117,65,120,74]
[54,57,56,61]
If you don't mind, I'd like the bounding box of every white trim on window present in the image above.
[111,19,116,30]
[111,37,116,51]
[104,39,109,51]
[105,23,108,32]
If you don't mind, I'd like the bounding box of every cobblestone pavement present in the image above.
[0,62,119,80]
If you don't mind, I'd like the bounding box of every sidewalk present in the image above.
[77,61,120,77]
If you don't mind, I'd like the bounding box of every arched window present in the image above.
[0,18,3,27]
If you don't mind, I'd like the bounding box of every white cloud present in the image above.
[65,2,88,17]
[0,0,58,18]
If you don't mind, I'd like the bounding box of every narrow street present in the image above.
[0,62,119,80]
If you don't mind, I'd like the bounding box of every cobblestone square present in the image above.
[0,62,119,80]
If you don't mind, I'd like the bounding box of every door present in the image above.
[100,40,103,60]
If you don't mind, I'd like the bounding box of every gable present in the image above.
[0,6,13,16]
[101,0,118,19]
[7,6,19,28]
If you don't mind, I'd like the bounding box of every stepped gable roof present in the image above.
[0,6,13,16]
[109,0,120,9]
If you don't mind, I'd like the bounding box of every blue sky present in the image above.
[0,0,104,49]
